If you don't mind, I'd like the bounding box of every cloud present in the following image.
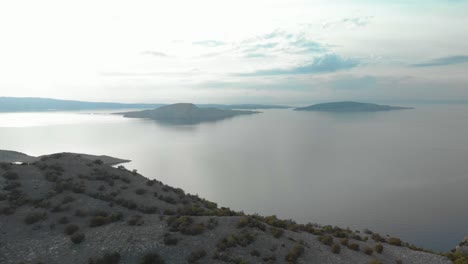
[262,29,294,40]
[322,16,373,29]
[410,55,468,67]
[291,38,327,53]
[192,40,226,47]
[244,53,268,58]
[237,54,359,76]
[141,51,168,57]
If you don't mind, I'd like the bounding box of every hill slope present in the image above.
[0,151,452,264]
[295,101,413,112]
[119,103,259,124]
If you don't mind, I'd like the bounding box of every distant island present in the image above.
[118,103,260,124]
[294,101,413,112]
[0,97,164,112]
[197,104,290,110]
[0,97,288,112]
[0,149,459,264]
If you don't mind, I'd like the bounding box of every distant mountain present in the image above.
[197,104,290,110]
[0,97,289,112]
[119,103,259,124]
[294,101,413,112]
[0,97,164,112]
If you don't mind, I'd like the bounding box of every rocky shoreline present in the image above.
[0,150,460,263]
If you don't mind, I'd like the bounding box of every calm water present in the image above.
[1,106,468,251]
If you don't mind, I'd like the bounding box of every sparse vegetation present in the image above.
[70,233,85,244]
[127,215,144,226]
[3,171,19,180]
[340,237,349,246]
[270,227,284,238]
[318,235,333,246]
[89,212,122,227]
[163,233,178,245]
[140,253,165,264]
[216,232,256,251]
[64,224,79,235]
[167,216,205,235]
[88,252,121,264]
[331,243,341,254]
[237,216,266,231]
[187,249,207,263]
[135,188,147,195]
[364,246,373,255]
[348,243,360,251]
[24,211,47,225]
[368,259,383,264]
[285,244,304,263]
[375,243,383,254]
[388,237,402,246]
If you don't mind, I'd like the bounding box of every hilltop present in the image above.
[0,150,455,264]
[294,102,413,112]
[119,103,259,124]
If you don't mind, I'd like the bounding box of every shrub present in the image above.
[348,243,360,251]
[270,227,284,238]
[340,238,349,246]
[285,245,304,263]
[62,196,75,204]
[167,216,205,235]
[388,237,402,246]
[216,233,256,251]
[58,217,69,224]
[75,209,88,217]
[24,212,47,225]
[146,180,155,186]
[318,235,333,246]
[364,246,373,255]
[207,218,218,230]
[89,213,122,227]
[94,159,103,165]
[140,253,164,264]
[89,252,121,264]
[250,250,260,257]
[135,189,147,195]
[163,233,178,246]
[375,244,383,254]
[70,233,85,244]
[237,216,266,231]
[3,171,19,180]
[331,243,341,254]
[369,259,383,264]
[127,215,144,226]
[371,233,385,242]
[187,249,206,263]
[64,224,79,235]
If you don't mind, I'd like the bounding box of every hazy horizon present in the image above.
[1,0,468,105]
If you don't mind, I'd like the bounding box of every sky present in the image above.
[0,0,467,105]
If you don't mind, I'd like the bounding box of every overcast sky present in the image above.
[0,0,467,105]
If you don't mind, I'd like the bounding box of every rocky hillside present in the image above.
[0,152,454,264]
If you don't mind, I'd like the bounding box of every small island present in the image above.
[294,101,413,112]
[118,103,259,124]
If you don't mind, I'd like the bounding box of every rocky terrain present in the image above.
[294,102,413,112]
[0,151,458,264]
[118,103,259,125]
